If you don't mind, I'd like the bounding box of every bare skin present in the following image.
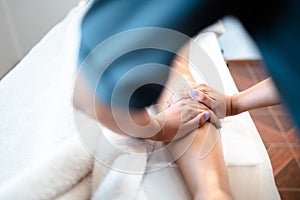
[167,76,281,118]
[228,78,281,115]
[156,43,234,200]
[170,124,233,200]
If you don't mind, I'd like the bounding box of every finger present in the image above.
[180,100,207,119]
[174,111,218,141]
[181,106,201,123]
[185,110,221,130]
[180,99,212,122]
[172,113,204,141]
[182,112,210,131]
[195,84,210,94]
[190,90,213,109]
[167,93,179,106]
[184,95,223,127]
[207,110,222,129]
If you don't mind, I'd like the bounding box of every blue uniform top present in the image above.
[78,0,300,134]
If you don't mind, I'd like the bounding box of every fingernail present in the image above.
[190,90,197,99]
[167,96,171,103]
[204,112,211,120]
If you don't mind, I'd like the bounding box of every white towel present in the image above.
[0,136,93,200]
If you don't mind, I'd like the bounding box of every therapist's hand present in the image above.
[150,98,220,142]
[167,84,232,119]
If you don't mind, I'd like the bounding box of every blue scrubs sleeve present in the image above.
[77,0,224,109]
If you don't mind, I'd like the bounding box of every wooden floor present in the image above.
[227,60,300,200]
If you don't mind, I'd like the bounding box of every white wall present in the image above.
[218,16,262,60]
[0,0,80,78]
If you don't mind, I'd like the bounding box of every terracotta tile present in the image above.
[258,130,285,145]
[248,62,270,82]
[267,146,294,176]
[227,61,261,91]
[246,60,266,68]
[228,68,252,79]
[252,119,286,144]
[227,64,250,77]
[275,159,300,188]
[249,107,272,116]
[227,60,249,69]
[286,128,300,145]
[227,64,253,79]
[227,60,300,197]
[276,115,298,133]
[252,115,280,131]
[272,104,292,116]
[231,76,256,91]
[291,145,300,161]
[278,190,300,200]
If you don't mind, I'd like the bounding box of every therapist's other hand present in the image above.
[150,98,220,142]
[167,84,232,118]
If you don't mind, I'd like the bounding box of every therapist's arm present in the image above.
[73,72,212,142]
[168,77,281,118]
[227,77,281,115]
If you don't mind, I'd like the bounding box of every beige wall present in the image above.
[0,0,80,78]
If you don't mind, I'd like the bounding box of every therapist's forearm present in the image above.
[229,78,281,115]
[73,72,160,138]
[73,71,207,141]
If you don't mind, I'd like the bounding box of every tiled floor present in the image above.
[227,60,300,200]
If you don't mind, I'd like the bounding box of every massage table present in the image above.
[0,2,281,200]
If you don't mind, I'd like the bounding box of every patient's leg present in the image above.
[171,124,233,200]
[157,42,234,199]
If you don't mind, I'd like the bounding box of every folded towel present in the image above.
[0,136,93,200]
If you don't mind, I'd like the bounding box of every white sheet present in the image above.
[0,3,280,200]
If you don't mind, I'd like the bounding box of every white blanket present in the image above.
[0,3,280,200]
